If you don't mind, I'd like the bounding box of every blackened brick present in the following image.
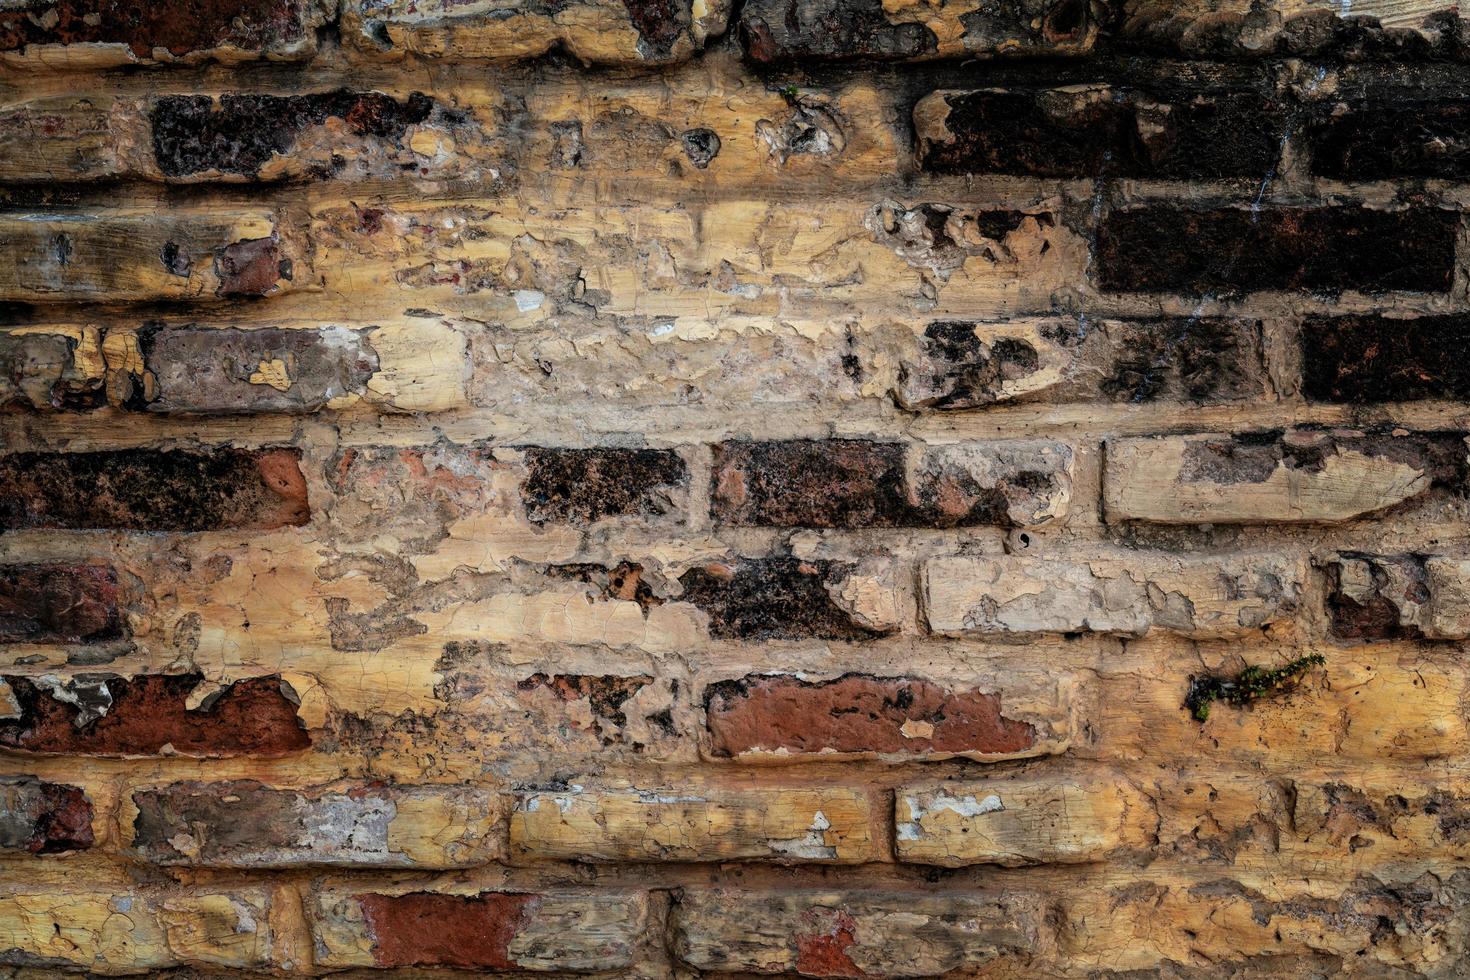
[1309,101,1470,180]
[0,564,122,644]
[519,448,687,526]
[1303,314,1470,403]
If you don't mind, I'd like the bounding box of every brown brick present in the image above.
[703,673,1072,763]
[0,212,297,302]
[0,447,309,532]
[0,0,332,66]
[344,0,729,65]
[916,87,1281,178]
[0,776,95,854]
[740,0,1098,62]
[1096,206,1457,294]
[1326,553,1470,641]
[312,887,648,971]
[0,563,122,644]
[895,317,1268,409]
[0,673,309,758]
[711,439,1073,528]
[519,447,688,525]
[128,779,501,867]
[1302,313,1470,403]
[673,889,1042,976]
[678,557,896,641]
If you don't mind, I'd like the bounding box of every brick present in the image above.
[0,672,309,758]
[1104,430,1467,524]
[1307,100,1470,180]
[896,777,1151,867]
[915,87,1280,178]
[711,439,1073,528]
[0,563,122,644]
[0,327,104,410]
[0,212,298,302]
[311,887,647,970]
[1096,206,1457,294]
[1119,0,1469,58]
[1302,313,1470,403]
[740,0,1098,62]
[672,889,1042,977]
[510,785,876,863]
[0,888,274,972]
[894,317,1268,409]
[0,0,331,67]
[0,447,309,531]
[519,447,688,525]
[0,97,145,183]
[0,776,95,854]
[344,0,730,65]
[128,780,500,868]
[127,325,379,414]
[703,673,1073,763]
[1293,781,1470,860]
[924,554,1303,638]
[1326,553,1470,641]
[677,557,899,641]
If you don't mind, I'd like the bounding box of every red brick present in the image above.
[0,563,121,644]
[0,448,309,532]
[0,673,309,758]
[0,776,95,854]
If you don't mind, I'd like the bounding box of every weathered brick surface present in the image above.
[703,672,1072,762]
[1097,206,1458,294]
[0,776,95,854]
[0,447,309,532]
[312,887,648,970]
[924,553,1303,637]
[511,785,875,863]
[1105,430,1467,524]
[128,779,501,867]
[0,673,309,757]
[711,439,1073,528]
[673,889,1043,976]
[4,4,1470,977]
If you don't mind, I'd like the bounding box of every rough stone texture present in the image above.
[672,889,1043,976]
[0,673,309,757]
[312,888,648,970]
[510,785,875,863]
[703,673,1074,763]
[0,776,95,854]
[1097,206,1458,294]
[711,439,1073,528]
[1326,553,1470,641]
[925,554,1303,638]
[896,778,1152,867]
[0,447,309,531]
[1105,430,1468,524]
[128,780,501,867]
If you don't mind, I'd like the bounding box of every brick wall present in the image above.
[2,1,1470,976]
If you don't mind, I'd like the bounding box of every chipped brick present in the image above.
[0,776,95,854]
[0,563,122,644]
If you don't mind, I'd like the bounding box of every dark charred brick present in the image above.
[150,91,435,179]
[0,672,309,757]
[356,892,538,969]
[704,673,1037,759]
[519,447,687,525]
[1177,430,1469,491]
[0,447,309,532]
[1097,207,1457,294]
[710,439,1068,528]
[0,0,321,61]
[1302,314,1470,403]
[215,236,292,297]
[0,776,94,854]
[1307,101,1470,181]
[899,322,1043,410]
[678,557,890,641]
[1100,318,1264,403]
[135,325,379,414]
[0,564,122,644]
[739,0,938,62]
[918,89,1281,179]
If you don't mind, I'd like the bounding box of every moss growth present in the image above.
[1185,653,1326,722]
